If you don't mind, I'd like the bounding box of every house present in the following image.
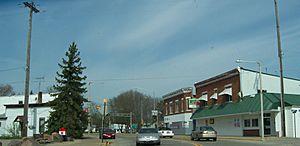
[162,87,194,135]
[0,92,55,136]
[191,67,300,137]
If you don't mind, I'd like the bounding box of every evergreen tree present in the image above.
[47,42,88,138]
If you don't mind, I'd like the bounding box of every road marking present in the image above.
[164,138,202,146]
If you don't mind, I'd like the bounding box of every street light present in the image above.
[236,59,264,141]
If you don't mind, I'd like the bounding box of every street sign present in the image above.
[131,123,138,129]
[152,110,158,116]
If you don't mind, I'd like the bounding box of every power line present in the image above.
[0,66,24,72]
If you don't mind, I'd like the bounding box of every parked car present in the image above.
[99,128,116,139]
[158,127,174,138]
[136,128,160,146]
[191,126,217,141]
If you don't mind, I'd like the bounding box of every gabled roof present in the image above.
[191,93,300,119]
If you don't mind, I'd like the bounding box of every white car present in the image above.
[158,127,174,138]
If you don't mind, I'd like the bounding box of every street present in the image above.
[37,133,300,146]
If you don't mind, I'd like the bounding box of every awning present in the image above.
[219,88,232,96]
[190,93,300,120]
[199,94,208,101]
[210,93,218,100]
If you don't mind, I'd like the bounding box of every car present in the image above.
[99,128,116,139]
[191,126,217,141]
[136,128,160,146]
[158,127,174,138]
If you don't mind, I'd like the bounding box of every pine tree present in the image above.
[47,42,88,138]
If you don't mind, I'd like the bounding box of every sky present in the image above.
[0,0,299,103]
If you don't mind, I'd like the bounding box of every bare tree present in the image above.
[109,90,156,129]
[0,84,15,96]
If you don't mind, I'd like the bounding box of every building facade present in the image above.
[0,93,55,136]
[162,87,194,135]
[191,67,300,137]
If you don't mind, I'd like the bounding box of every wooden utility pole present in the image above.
[274,0,286,137]
[22,2,39,137]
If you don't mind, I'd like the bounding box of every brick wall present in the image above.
[195,73,240,106]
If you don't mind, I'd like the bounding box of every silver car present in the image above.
[191,126,217,141]
[136,128,161,145]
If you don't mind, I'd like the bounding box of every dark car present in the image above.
[191,126,217,141]
[99,128,116,139]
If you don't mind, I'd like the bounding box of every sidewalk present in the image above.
[175,135,300,145]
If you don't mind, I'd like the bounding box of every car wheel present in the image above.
[213,138,217,141]
[136,143,139,146]
[157,142,161,145]
[170,136,173,138]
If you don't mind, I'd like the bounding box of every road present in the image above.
[1,133,295,146]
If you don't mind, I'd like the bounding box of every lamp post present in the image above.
[236,59,264,141]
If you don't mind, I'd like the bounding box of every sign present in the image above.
[131,123,138,129]
[59,127,66,136]
[152,110,158,116]
[188,99,200,108]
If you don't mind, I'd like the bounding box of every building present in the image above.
[0,92,55,136]
[162,87,194,135]
[191,67,300,137]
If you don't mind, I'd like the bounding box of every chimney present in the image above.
[38,92,42,104]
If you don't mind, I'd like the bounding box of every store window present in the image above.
[252,119,258,127]
[244,119,251,127]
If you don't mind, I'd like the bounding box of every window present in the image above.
[175,100,179,113]
[244,119,251,127]
[169,101,173,114]
[165,103,168,115]
[181,98,184,112]
[252,119,258,127]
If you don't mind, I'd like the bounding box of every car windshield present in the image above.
[139,128,158,133]
[103,129,114,133]
[200,126,215,131]
[159,127,171,130]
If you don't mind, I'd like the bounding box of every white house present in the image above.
[0,92,55,136]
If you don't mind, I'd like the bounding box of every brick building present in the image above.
[191,67,300,137]
[162,87,194,135]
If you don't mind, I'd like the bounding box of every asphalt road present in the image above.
[2,133,299,146]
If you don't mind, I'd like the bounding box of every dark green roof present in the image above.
[191,93,300,119]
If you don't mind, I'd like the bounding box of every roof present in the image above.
[162,87,193,99]
[191,93,300,119]
[194,68,238,87]
[4,103,49,108]
[194,67,300,88]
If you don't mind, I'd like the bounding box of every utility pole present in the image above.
[274,0,286,137]
[101,98,107,143]
[87,81,92,135]
[22,1,39,137]
[130,112,133,133]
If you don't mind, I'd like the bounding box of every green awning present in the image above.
[191,93,300,119]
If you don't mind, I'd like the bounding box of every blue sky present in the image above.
[0,0,299,103]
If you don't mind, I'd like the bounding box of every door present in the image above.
[264,117,271,135]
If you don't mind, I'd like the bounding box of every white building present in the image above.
[0,92,55,136]
[191,67,300,137]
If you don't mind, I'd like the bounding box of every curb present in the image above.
[174,135,261,142]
